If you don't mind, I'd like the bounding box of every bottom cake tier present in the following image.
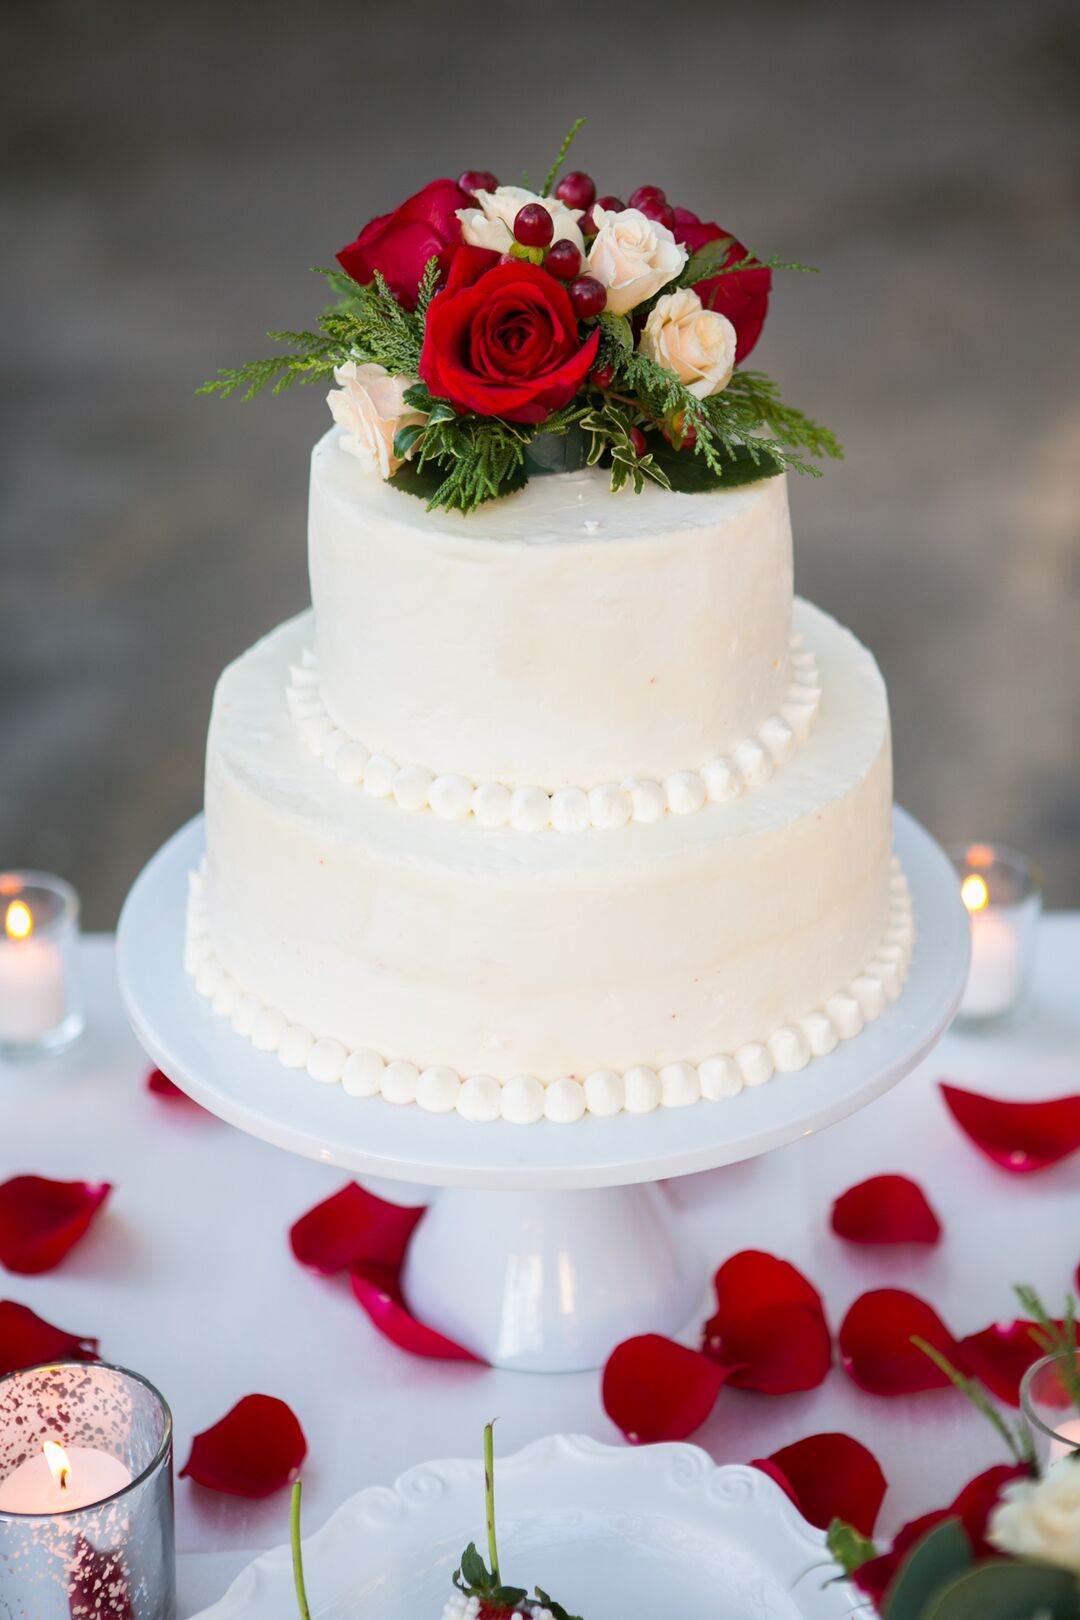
[187,600,912,1124]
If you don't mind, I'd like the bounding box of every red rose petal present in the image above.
[752,1432,887,1536]
[603,1334,731,1443]
[939,1082,1080,1172]
[69,1535,134,1620]
[839,1288,960,1394]
[831,1174,942,1246]
[0,1300,99,1376]
[349,1262,484,1362]
[290,1182,425,1276]
[180,1394,307,1498]
[958,1320,1049,1407]
[146,1067,208,1112]
[0,1176,112,1276]
[703,1251,832,1392]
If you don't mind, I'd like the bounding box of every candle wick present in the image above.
[59,1469,69,1491]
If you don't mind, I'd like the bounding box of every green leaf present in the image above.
[389,454,527,511]
[490,1586,528,1607]
[523,426,588,476]
[535,1588,585,1620]
[922,1560,1080,1620]
[826,1518,878,1576]
[678,237,735,287]
[392,424,427,460]
[541,116,586,197]
[402,382,435,412]
[648,436,781,491]
[457,1543,491,1589]
[884,1519,973,1620]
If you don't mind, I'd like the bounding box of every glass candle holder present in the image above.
[0,1361,174,1619]
[1020,1349,1080,1469]
[949,844,1041,1026]
[0,871,84,1059]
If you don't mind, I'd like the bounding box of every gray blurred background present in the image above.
[2,0,1078,927]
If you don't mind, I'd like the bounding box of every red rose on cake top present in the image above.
[419,246,600,424]
[337,178,471,310]
[676,213,771,362]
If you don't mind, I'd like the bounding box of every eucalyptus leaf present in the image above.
[884,1519,972,1620]
[921,1559,1080,1620]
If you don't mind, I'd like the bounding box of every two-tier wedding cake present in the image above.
[189,137,913,1126]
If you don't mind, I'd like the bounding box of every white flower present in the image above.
[457,185,584,255]
[639,288,737,398]
[987,1458,1080,1575]
[584,206,687,315]
[327,362,425,480]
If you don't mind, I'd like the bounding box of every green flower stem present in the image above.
[484,1421,500,1586]
[291,1479,312,1620]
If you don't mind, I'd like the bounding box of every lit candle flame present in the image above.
[961,874,990,914]
[43,1441,71,1491]
[4,900,33,941]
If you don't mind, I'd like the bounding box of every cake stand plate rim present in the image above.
[116,807,969,1190]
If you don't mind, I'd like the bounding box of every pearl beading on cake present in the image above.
[184,858,914,1124]
[285,637,822,830]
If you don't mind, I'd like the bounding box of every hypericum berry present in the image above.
[590,363,615,390]
[583,194,625,235]
[629,184,666,210]
[544,238,582,280]
[514,203,554,247]
[458,169,497,198]
[629,427,648,458]
[568,276,607,319]
[637,197,676,230]
[665,416,697,449]
[673,204,700,227]
[554,170,596,211]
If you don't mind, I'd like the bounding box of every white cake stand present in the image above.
[117,807,968,1372]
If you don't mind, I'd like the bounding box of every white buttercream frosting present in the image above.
[185,855,915,1124]
[285,632,822,830]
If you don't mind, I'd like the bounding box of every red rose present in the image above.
[419,247,600,424]
[337,178,471,309]
[677,220,771,362]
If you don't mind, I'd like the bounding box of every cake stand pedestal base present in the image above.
[118,809,969,1374]
[401,1182,700,1372]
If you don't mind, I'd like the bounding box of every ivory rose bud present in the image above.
[457,186,585,255]
[584,206,687,315]
[639,288,737,398]
[987,1458,1080,1575]
[327,362,425,480]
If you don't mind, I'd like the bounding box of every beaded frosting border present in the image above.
[285,635,822,831]
[184,857,914,1124]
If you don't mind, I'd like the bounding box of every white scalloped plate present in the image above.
[191,1435,860,1619]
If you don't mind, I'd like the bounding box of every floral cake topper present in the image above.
[201,121,841,513]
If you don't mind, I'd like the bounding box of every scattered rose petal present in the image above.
[180,1394,307,1498]
[939,1083,1080,1172]
[752,1432,887,1536]
[703,1251,832,1392]
[0,1300,99,1377]
[603,1334,730,1443]
[852,1463,1031,1606]
[69,1535,133,1620]
[349,1262,483,1362]
[0,1176,112,1275]
[830,1174,942,1247]
[957,1320,1049,1407]
[146,1067,208,1112]
[839,1288,960,1394]
[290,1182,425,1276]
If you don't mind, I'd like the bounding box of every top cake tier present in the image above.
[308,429,794,792]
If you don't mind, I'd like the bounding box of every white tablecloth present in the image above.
[3,925,1079,1616]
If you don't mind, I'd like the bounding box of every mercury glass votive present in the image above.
[1020,1350,1080,1469]
[949,844,1042,1026]
[0,871,84,1059]
[0,1362,174,1620]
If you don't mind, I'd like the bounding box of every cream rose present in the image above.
[584,206,686,316]
[639,288,737,398]
[327,362,425,480]
[457,186,584,255]
[987,1459,1080,1575]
